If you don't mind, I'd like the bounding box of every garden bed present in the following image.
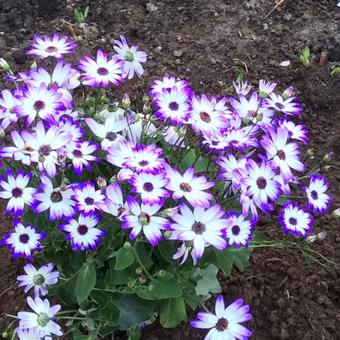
[0,0,339,339]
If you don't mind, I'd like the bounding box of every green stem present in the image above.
[133,242,154,281]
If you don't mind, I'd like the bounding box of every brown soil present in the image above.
[0,0,340,339]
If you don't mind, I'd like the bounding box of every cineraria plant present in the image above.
[0,33,332,340]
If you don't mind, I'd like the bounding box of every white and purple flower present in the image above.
[225,212,253,248]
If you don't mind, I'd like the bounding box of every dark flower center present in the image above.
[311,190,318,200]
[256,177,267,189]
[248,110,257,117]
[106,132,117,141]
[180,182,192,192]
[34,100,45,112]
[275,102,284,110]
[45,46,58,53]
[77,224,88,235]
[33,274,45,285]
[19,233,30,244]
[138,212,151,225]
[50,191,62,203]
[97,67,109,76]
[72,149,83,158]
[139,160,149,167]
[143,182,154,192]
[277,150,286,160]
[231,225,240,235]
[216,317,228,332]
[12,187,23,198]
[199,111,211,123]
[192,221,205,234]
[169,101,179,111]
[39,145,52,156]
[85,197,94,205]
[289,217,297,226]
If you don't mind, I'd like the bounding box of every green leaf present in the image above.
[150,273,183,299]
[56,277,77,305]
[75,264,97,304]
[195,264,221,296]
[99,301,120,325]
[115,247,135,270]
[180,148,196,169]
[215,247,252,275]
[229,248,252,271]
[159,297,187,328]
[215,250,234,276]
[114,294,156,330]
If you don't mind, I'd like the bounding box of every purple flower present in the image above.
[1,221,45,259]
[279,201,313,238]
[113,35,147,79]
[277,119,308,144]
[263,92,302,116]
[26,33,76,59]
[59,213,105,251]
[225,212,254,248]
[165,165,214,208]
[302,174,331,215]
[230,92,260,119]
[150,75,190,97]
[100,182,127,218]
[0,89,20,130]
[169,203,227,264]
[191,295,252,340]
[232,80,252,96]
[0,169,36,215]
[122,196,169,245]
[79,50,124,88]
[259,79,277,96]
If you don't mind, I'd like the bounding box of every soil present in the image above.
[0,0,340,339]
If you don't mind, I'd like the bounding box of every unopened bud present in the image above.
[2,331,8,338]
[143,102,152,114]
[128,281,135,288]
[323,152,334,164]
[109,175,117,183]
[282,86,295,99]
[163,231,172,239]
[0,128,5,138]
[306,235,317,243]
[138,275,147,284]
[159,207,179,218]
[317,231,327,240]
[158,270,166,278]
[135,267,143,275]
[0,58,11,72]
[122,93,131,110]
[142,94,150,103]
[96,176,107,189]
[332,208,340,219]
[124,242,131,248]
[306,148,314,157]
[323,165,331,172]
[31,61,38,69]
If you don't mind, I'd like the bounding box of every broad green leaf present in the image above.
[75,264,97,304]
[150,273,182,299]
[159,297,187,328]
[229,248,252,271]
[99,301,120,325]
[215,248,252,275]
[215,250,234,276]
[115,247,135,270]
[180,148,196,169]
[135,242,153,268]
[195,264,221,296]
[56,276,77,305]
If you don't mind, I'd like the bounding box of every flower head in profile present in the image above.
[191,295,252,340]
[17,263,59,297]
[1,221,45,259]
[0,169,36,215]
[279,201,313,237]
[122,196,169,245]
[17,296,62,338]
[79,50,124,88]
[27,33,76,59]
[113,35,147,79]
[302,174,331,215]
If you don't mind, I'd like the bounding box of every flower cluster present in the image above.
[0,33,331,339]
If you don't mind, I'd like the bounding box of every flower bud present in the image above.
[317,230,327,240]
[323,152,334,164]
[143,102,152,114]
[306,148,314,157]
[142,94,150,103]
[96,176,107,189]
[138,275,147,284]
[323,165,331,172]
[109,176,117,183]
[0,58,11,72]
[0,128,5,138]
[158,270,166,278]
[282,86,295,99]
[163,231,172,239]
[135,267,143,275]
[332,208,340,219]
[159,207,179,218]
[124,242,132,248]
[2,331,8,338]
[306,235,317,243]
[122,93,131,110]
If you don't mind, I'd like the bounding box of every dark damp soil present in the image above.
[0,0,340,339]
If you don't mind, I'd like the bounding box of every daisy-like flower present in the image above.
[225,212,253,248]
[278,119,308,144]
[16,84,63,126]
[122,196,169,245]
[17,263,59,297]
[264,92,302,116]
[17,328,44,340]
[85,116,128,150]
[57,117,83,142]
[33,176,75,221]
[27,33,76,59]
[189,94,229,137]
[241,160,280,212]
[191,295,252,340]
[0,169,36,215]
[129,172,169,205]
[123,144,165,174]
[59,214,105,251]
[169,203,228,264]
[66,141,98,175]
[17,296,62,337]
[150,75,190,96]
[79,50,124,88]
[302,174,331,215]
[100,182,127,218]
[0,89,20,130]
[72,182,105,214]
[1,221,45,259]
[165,165,214,208]
[230,92,260,119]
[113,35,147,79]
[232,80,252,96]
[279,201,313,237]
[260,126,304,182]
[163,125,187,147]
[259,79,277,97]
[152,86,191,125]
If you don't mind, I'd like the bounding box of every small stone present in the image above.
[173,49,183,57]
[146,2,158,12]
[280,329,290,339]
